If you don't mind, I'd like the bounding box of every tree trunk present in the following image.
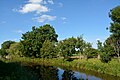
[117,50,120,62]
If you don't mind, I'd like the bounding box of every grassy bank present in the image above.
[2,57,120,77]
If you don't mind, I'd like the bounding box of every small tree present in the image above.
[1,41,15,50]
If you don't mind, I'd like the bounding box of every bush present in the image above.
[0,49,8,57]
[100,52,111,63]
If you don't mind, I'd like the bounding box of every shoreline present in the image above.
[2,57,120,78]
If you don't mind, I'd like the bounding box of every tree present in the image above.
[1,41,15,50]
[76,36,86,55]
[83,48,98,59]
[100,52,111,63]
[57,37,77,60]
[0,49,7,57]
[0,40,15,57]
[40,40,57,58]
[20,24,58,58]
[108,6,120,61]
[7,42,22,56]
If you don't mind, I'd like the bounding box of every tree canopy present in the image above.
[20,24,58,58]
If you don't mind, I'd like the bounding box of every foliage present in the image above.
[100,52,111,63]
[20,24,58,58]
[57,36,92,60]
[40,40,57,58]
[1,40,15,50]
[57,37,77,59]
[0,49,8,57]
[107,6,120,61]
[7,42,22,56]
[0,40,15,57]
[83,48,98,59]
[109,6,120,23]
[97,40,103,52]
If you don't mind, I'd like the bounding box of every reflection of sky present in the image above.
[57,68,102,80]
[57,68,64,80]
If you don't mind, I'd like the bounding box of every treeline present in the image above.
[0,6,120,63]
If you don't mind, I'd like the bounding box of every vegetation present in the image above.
[0,6,120,78]
[20,24,58,58]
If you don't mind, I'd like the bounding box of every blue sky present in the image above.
[0,0,120,48]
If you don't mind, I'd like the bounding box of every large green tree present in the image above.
[20,24,58,58]
[108,6,120,61]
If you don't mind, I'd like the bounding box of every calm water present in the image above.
[0,61,120,80]
[27,65,101,80]
[26,65,120,80]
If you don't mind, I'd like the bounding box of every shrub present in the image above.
[100,52,111,63]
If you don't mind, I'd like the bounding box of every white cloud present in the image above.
[16,0,58,23]
[13,30,24,34]
[48,0,54,4]
[96,38,100,41]
[28,0,43,3]
[61,17,67,20]
[33,14,56,22]
[19,3,49,14]
[43,0,47,4]
[15,30,24,33]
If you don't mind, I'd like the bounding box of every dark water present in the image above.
[0,61,120,80]
[27,65,101,80]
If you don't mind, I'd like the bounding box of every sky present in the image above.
[0,0,120,48]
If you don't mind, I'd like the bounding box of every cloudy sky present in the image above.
[0,0,120,48]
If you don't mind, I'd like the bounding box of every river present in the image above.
[0,60,120,80]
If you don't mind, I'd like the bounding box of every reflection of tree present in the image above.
[62,70,78,80]
[30,65,58,80]
[0,61,36,80]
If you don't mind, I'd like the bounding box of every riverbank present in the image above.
[1,57,120,77]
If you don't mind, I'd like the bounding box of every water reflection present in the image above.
[28,65,102,80]
[0,61,120,80]
[57,68,101,80]
[27,65,59,80]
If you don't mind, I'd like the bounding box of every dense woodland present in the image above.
[0,6,120,63]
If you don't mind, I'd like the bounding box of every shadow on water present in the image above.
[0,60,120,80]
[0,60,37,80]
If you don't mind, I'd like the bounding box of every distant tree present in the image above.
[1,41,15,50]
[0,40,15,57]
[7,42,22,56]
[76,36,86,55]
[83,48,98,59]
[57,37,77,60]
[57,36,92,60]
[20,24,58,58]
[97,40,103,52]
